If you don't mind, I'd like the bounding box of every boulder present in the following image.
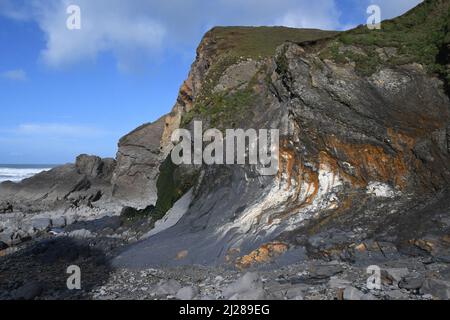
[31,218,52,231]
[11,281,43,300]
[155,279,182,296]
[0,241,8,251]
[385,268,410,283]
[176,286,199,300]
[329,277,352,289]
[9,230,31,246]
[385,289,409,300]
[0,230,13,245]
[399,275,424,291]
[222,272,265,300]
[343,287,377,300]
[111,117,166,208]
[420,278,450,299]
[51,216,66,228]
[0,157,115,213]
[285,285,307,300]
[0,202,13,213]
[68,229,93,239]
[76,154,116,180]
[309,263,343,279]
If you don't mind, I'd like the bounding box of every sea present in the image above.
[0,164,57,183]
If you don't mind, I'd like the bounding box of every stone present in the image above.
[51,216,66,228]
[343,287,364,300]
[399,276,424,291]
[68,229,93,239]
[285,285,307,300]
[0,230,13,245]
[75,154,115,178]
[0,202,13,213]
[386,289,408,300]
[0,159,115,213]
[0,241,8,250]
[329,277,352,289]
[11,281,43,300]
[49,228,65,236]
[343,287,376,300]
[420,278,450,299]
[31,218,52,231]
[309,264,343,279]
[176,286,199,300]
[155,279,182,296]
[10,230,30,246]
[222,272,265,300]
[385,268,409,283]
[65,214,79,226]
[111,117,166,208]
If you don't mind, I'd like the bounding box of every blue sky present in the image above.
[0,0,422,164]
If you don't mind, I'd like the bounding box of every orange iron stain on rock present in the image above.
[235,242,288,269]
[176,250,189,260]
[325,135,409,189]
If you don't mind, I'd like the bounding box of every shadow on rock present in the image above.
[0,237,112,300]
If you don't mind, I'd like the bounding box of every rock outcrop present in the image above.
[1,0,449,278]
[0,155,116,212]
[114,1,450,269]
[111,116,166,208]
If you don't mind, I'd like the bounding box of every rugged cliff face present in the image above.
[114,0,450,269]
[111,116,166,208]
[0,155,116,213]
[1,0,449,273]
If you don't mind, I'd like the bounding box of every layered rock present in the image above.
[1,1,449,273]
[0,155,116,212]
[114,1,450,269]
[111,116,166,208]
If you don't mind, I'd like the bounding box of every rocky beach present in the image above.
[1,0,450,301]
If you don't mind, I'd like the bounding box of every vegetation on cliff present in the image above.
[181,27,337,128]
[322,0,450,84]
[152,156,197,220]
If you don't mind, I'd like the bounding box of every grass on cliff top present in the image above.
[208,26,338,59]
[181,27,339,128]
[323,0,450,79]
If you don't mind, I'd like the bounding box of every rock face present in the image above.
[0,155,116,212]
[0,117,166,212]
[1,1,450,301]
[111,116,166,208]
[1,1,449,280]
[114,1,450,269]
[76,154,116,179]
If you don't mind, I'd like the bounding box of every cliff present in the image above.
[1,0,449,274]
[114,0,450,269]
[111,116,166,208]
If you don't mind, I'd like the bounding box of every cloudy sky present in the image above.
[0,0,422,164]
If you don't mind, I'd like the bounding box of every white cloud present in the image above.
[1,69,27,81]
[29,0,166,71]
[275,0,342,30]
[0,0,344,70]
[0,0,423,70]
[13,123,108,138]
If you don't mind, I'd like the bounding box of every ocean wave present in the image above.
[0,167,52,183]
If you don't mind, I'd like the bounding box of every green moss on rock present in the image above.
[153,156,197,220]
[321,0,450,81]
